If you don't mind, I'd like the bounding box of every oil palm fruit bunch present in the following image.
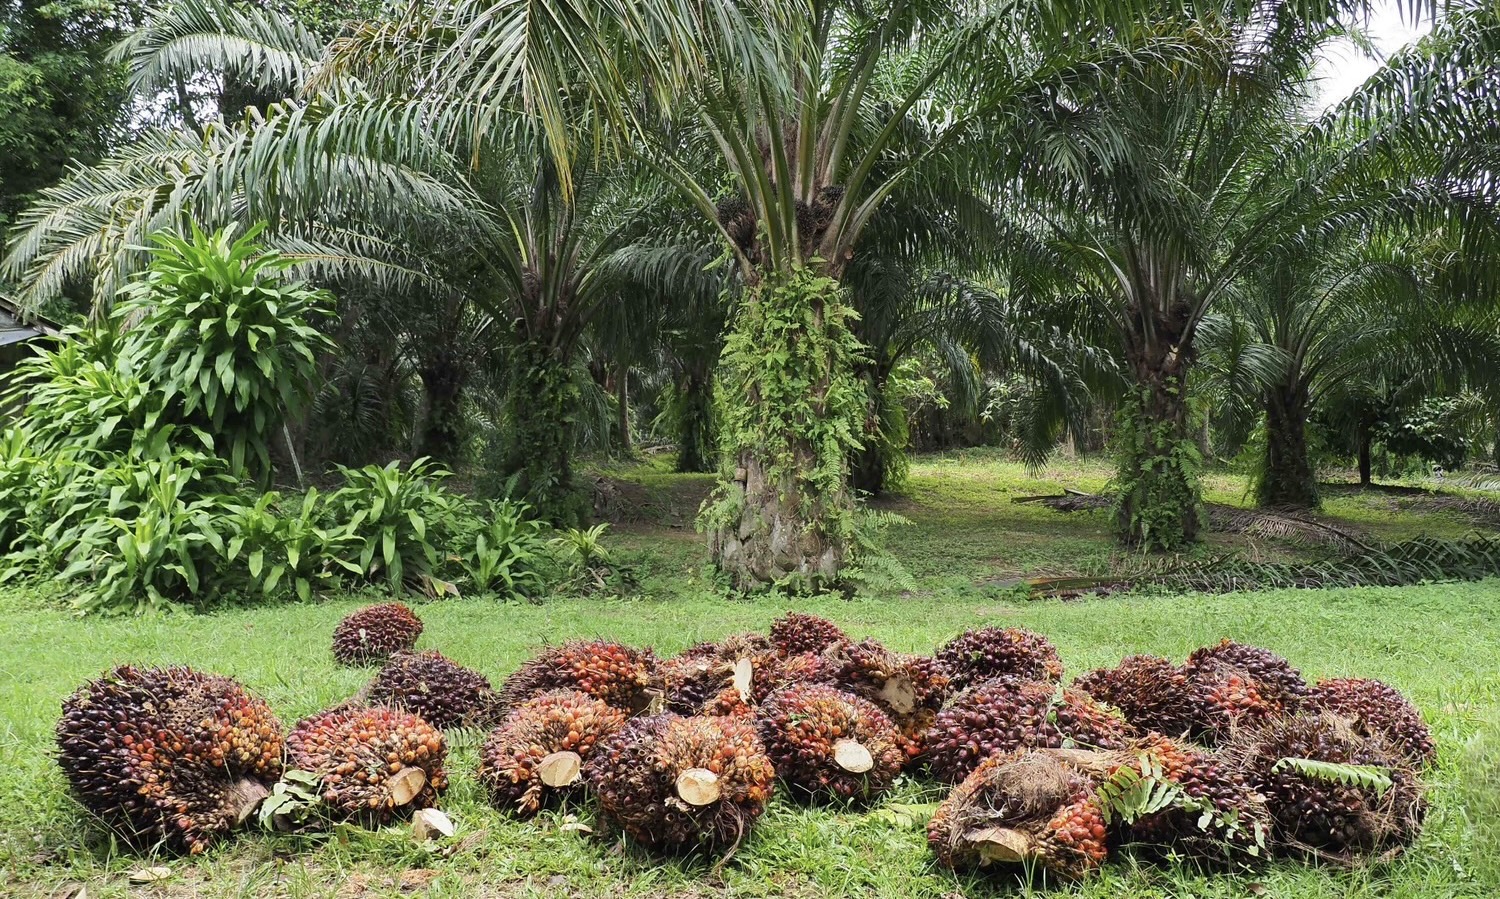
[368,650,499,729]
[478,690,627,816]
[756,684,906,802]
[286,705,447,822]
[1073,655,1196,738]
[1303,678,1435,765]
[332,602,424,665]
[1178,662,1277,745]
[1183,640,1308,712]
[936,627,1064,691]
[1122,733,1270,861]
[56,666,284,854]
[657,653,754,717]
[769,612,849,657]
[498,641,657,714]
[821,640,951,746]
[586,713,775,852]
[924,678,1132,784]
[673,633,778,707]
[928,749,1110,880]
[1225,712,1425,861]
[750,651,834,704]
[680,632,776,664]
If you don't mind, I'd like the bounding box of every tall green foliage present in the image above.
[702,268,865,589]
[115,224,333,481]
[1112,385,1205,551]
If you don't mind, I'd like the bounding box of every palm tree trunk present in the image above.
[1358,423,1373,487]
[850,362,893,496]
[708,268,862,590]
[1114,342,1202,550]
[417,356,467,463]
[1257,384,1318,510]
[493,341,586,526]
[674,368,716,473]
[615,363,632,455]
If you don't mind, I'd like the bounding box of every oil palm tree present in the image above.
[4,0,709,522]
[998,0,1500,549]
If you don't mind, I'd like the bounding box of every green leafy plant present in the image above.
[59,450,248,614]
[459,501,551,600]
[112,222,334,482]
[550,523,635,595]
[325,458,470,593]
[1272,758,1394,794]
[225,489,360,602]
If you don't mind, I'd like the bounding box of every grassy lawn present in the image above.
[3,455,1498,898]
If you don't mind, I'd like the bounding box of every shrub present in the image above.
[458,501,551,600]
[324,458,473,593]
[112,223,333,482]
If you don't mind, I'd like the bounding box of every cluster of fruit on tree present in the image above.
[56,605,1433,876]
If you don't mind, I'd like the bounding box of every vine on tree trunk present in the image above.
[481,343,588,527]
[699,267,866,590]
[1112,382,1204,551]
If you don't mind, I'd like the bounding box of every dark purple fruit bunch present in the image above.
[286,705,447,821]
[1304,678,1435,766]
[769,612,849,657]
[478,690,627,816]
[1183,640,1308,712]
[756,684,906,802]
[751,651,834,704]
[821,640,951,747]
[367,650,499,729]
[1073,655,1196,738]
[924,678,1132,784]
[586,713,775,852]
[499,641,657,714]
[1225,712,1425,861]
[928,749,1110,880]
[56,666,284,854]
[657,652,756,717]
[936,627,1064,691]
[331,602,423,665]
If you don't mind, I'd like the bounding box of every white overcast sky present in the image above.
[1314,1,1435,108]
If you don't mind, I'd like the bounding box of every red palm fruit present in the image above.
[756,684,906,802]
[1183,640,1308,711]
[701,685,757,719]
[1303,677,1435,765]
[331,602,423,665]
[1180,661,1278,744]
[750,651,835,704]
[924,678,1133,784]
[56,666,284,855]
[478,690,627,816]
[928,749,1110,880]
[1224,712,1426,861]
[769,612,849,657]
[367,650,498,729]
[586,713,775,852]
[1073,655,1197,737]
[657,653,757,717]
[285,705,447,821]
[936,627,1064,691]
[498,641,657,714]
[821,640,952,748]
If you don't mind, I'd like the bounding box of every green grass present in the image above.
[3,454,1499,898]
